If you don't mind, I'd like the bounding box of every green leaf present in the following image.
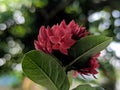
[22,50,70,90]
[68,35,112,67]
[67,70,74,85]
[72,84,96,90]
[72,85,105,90]
[95,87,105,90]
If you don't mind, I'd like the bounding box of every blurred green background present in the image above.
[0,0,120,90]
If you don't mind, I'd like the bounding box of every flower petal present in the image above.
[52,44,60,50]
[59,46,68,55]
[60,20,67,28]
[34,40,43,51]
[39,26,48,40]
[49,36,60,44]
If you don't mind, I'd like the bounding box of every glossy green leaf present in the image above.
[95,87,105,90]
[72,85,104,90]
[68,35,112,67]
[67,70,74,85]
[72,84,96,90]
[22,50,70,90]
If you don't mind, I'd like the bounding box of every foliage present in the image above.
[72,84,105,90]
[22,35,112,90]
[22,50,70,90]
[68,35,112,67]
[0,0,120,90]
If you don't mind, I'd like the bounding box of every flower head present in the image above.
[34,26,52,54]
[68,20,88,39]
[34,20,88,55]
[74,53,100,78]
[34,20,100,78]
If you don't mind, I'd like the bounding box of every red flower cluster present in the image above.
[34,20,100,77]
[74,53,100,78]
[34,20,88,55]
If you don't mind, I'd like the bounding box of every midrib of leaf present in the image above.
[66,38,112,68]
[26,55,58,90]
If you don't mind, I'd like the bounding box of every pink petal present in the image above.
[39,26,47,40]
[62,35,76,48]
[60,20,67,28]
[61,39,75,49]
[68,20,75,27]
[90,69,98,74]
[46,26,53,36]
[49,36,60,44]
[53,27,65,37]
[59,46,68,55]
[34,40,43,51]
[58,28,65,37]
[52,44,60,49]
[46,41,52,53]
[51,25,58,30]
[74,71,79,77]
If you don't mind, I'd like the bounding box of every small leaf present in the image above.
[67,70,74,85]
[72,85,105,90]
[95,87,105,90]
[68,35,112,67]
[72,84,96,90]
[22,50,70,90]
